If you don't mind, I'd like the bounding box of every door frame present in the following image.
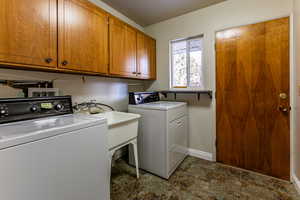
[212,14,295,181]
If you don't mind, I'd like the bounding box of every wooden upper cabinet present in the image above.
[137,32,149,79]
[0,0,57,68]
[0,0,156,79]
[137,32,156,79]
[148,37,157,80]
[109,17,137,78]
[58,0,109,74]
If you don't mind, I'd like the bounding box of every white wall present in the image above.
[145,0,294,157]
[0,69,144,111]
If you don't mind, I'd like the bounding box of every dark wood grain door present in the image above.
[216,17,290,180]
[58,0,109,74]
[0,0,57,68]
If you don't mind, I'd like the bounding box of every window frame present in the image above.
[169,34,204,91]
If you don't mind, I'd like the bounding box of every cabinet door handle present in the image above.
[132,72,137,74]
[137,72,141,75]
[62,60,68,66]
[45,58,53,64]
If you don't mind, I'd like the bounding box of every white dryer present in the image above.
[128,92,188,179]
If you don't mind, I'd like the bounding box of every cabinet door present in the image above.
[137,32,150,78]
[109,17,137,77]
[148,37,157,80]
[58,0,109,74]
[0,0,57,68]
[137,33,156,79]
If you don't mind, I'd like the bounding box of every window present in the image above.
[170,35,204,90]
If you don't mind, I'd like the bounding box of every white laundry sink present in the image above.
[90,111,140,150]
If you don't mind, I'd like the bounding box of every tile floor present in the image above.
[111,156,300,200]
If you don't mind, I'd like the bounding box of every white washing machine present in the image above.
[128,92,188,179]
[0,96,110,200]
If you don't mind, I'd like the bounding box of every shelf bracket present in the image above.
[161,92,168,98]
[207,92,212,99]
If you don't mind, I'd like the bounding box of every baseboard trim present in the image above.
[292,173,300,194]
[188,148,213,161]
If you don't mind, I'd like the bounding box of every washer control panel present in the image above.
[0,96,73,124]
[129,92,160,105]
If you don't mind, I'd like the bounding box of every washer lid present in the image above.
[0,114,107,150]
[129,101,187,111]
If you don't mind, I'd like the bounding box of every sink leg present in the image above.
[109,150,115,183]
[131,139,139,179]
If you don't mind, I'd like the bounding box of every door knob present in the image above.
[279,93,288,100]
[278,105,290,113]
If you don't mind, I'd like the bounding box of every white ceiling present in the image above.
[100,0,227,27]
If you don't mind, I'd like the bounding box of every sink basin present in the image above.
[90,111,140,150]
[91,111,140,127]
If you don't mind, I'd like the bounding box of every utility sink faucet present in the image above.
[73,100,115,114]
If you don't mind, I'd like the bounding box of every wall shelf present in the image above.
[159,90,213,100]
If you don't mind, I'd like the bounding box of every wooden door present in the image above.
[109,17,137,78]
[0,0,57,68]
[58,0,109,74]
[216,17,290,180]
